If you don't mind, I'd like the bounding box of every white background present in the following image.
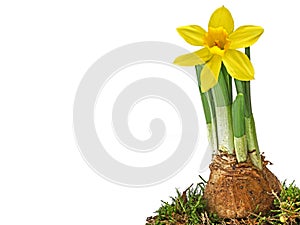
[1,0,300,224]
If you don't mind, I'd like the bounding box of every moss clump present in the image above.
[146,177,300,225]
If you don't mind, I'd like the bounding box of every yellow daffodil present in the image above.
[174,6,264,92]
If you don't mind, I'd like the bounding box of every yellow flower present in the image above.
[174,6,264,92]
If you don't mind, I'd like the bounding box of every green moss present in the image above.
[146,178,300,225]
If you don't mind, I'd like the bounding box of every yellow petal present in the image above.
[208,6,234,34]
[223,50,254,81]
[173,48,212,66]
[200,55,222,92]
[229,25,264,49]
[176,25,207,46]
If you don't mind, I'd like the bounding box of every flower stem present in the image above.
[221,65,232,103]
[206,91,218,153]
[245,115,262,169]
[196,65,218,153]
[196,65,211,123]
[211,65,234,154]
[213,104,234,154]
[233,47,262,169]
[232,93,247,162]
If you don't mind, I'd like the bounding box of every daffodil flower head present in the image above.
[174,6,264,92]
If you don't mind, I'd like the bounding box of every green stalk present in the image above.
[206,91,218,153]
[196,65,211,123]
[221,65,232,103]
[211,64,234,154]
[233,47,262,169]
[195,65,218,153]
[245,115,261,169]
[213,104,233,154]
[232,93,247,162]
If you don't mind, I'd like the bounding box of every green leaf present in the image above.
[196,65,211,124]
[232,93,245,138]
